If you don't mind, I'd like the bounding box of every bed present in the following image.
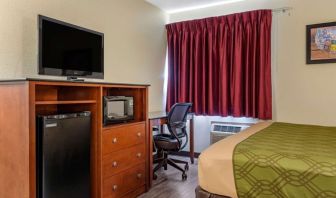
[196,121,336,198]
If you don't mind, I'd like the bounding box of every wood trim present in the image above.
[102,121,146,130]
[144,87,150,192]
[97,87,103,198]
[0,78,150,88]
[100,84,148,89]
[29,82,36,198]
[32,80,149,89]
[0,82,30,198]
[148,120,154,189]
[91,87,100,198]
[35,100,97,105]
[32,80,101,87]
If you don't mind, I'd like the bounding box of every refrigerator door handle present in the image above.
[45,123,57,128]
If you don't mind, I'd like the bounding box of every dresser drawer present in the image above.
[102,123,145,154]
[103,164,146,198]
[103,144,145,178]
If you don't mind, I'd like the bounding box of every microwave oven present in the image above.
[103,96,134,125]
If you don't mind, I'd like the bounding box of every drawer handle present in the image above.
[137,173,142,179]
[137,132,141,137]
[113,185,118,191]
[112,138,117,144]
[136,153,142,158]
[112,161,118,167]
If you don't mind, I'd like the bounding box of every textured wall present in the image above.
[0,0,167,111]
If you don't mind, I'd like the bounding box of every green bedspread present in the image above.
[233,122,336,198]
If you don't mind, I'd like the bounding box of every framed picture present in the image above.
[307,22,336,64]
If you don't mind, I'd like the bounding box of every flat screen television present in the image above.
[38,15,104,79]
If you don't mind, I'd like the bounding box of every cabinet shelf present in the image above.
[35,100,97,105]
[102,121,146,130]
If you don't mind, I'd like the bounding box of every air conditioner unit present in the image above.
[210,122,253,144]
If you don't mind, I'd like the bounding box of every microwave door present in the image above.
[107,100,125,118]
[103,96,134,125]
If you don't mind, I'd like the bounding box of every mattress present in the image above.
[198,121,272,198]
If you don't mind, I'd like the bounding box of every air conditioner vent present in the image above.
[210,122,253,144]
[213,125,242,133]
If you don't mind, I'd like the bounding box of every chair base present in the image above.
[153,151,189,181]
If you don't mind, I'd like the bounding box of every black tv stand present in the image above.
[67,76,85,82]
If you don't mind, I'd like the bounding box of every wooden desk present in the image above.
[148,111,195,187]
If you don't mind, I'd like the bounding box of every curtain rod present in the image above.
[272,7,293,13]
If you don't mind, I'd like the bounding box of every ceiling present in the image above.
[145,0,245,14]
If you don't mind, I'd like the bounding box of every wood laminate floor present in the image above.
[139,157,198,198]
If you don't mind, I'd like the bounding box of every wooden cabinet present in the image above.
[102,122,146,197]
[0,79,149,198]
[103,164,146,198]
[102,123,146,154]
[103,139,146,178]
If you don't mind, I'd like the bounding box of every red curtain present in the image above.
[166,10,272,119]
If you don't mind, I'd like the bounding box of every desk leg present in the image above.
[148,121,153,188]
[190,117,195,164]
[160,124,164,133]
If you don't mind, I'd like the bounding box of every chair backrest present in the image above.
[166,103,192,149]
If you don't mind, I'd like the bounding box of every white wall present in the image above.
[169,0,336,152]
[181,116,257,153]
[0,0,167,111]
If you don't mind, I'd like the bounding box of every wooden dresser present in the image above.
[102,123,146,198]
[0,78,150,198]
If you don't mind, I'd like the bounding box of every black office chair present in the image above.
[153,103,192,181]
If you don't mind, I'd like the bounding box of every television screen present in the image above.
[39,15,104,79]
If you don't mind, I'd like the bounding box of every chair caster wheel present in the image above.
[185,164,189,171]
[182,173,187,181]
[153,173,158,180]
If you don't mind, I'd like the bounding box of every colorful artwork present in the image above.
[307,22,336,64]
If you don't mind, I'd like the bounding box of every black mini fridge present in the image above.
[37,112,91,198]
